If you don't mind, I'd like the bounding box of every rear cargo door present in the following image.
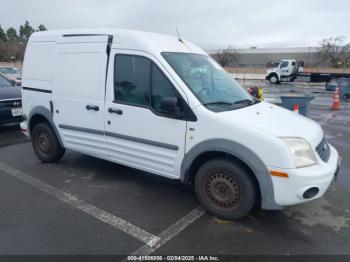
[52,35,110,156]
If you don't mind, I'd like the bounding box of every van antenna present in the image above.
[176,27,183,43]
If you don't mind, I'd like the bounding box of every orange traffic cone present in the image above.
[331,87,340,110]
[293,104,299,113]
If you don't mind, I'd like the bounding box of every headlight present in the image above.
[281,138,317,168]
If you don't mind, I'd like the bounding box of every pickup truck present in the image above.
[266,59,350,84]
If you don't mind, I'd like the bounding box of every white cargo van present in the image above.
[21,29,340,219]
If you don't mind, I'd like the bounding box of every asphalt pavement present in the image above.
[0,85,349,258]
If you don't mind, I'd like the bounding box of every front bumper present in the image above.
[270,144,339,206]
[0,109,23,125]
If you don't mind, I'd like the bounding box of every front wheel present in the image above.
[31,122,65,162]
[269,74,279,84]
[194,159,258,220]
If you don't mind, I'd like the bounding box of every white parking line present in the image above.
[0,161,160,247]
[128,206,206,257]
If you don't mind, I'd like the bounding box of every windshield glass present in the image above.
[0,67,20,74]
[0,75,11,87]
[162,53,254,111]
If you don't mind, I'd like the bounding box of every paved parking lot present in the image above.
[0,84,349,258]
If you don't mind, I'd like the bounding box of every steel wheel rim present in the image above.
[38,132,51,154]
[206,173,241,210]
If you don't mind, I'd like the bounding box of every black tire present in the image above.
[269,74,279,84]
[31,122,65,162]
[194,158,258,220]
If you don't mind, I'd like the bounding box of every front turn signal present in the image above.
[270,170,289,178]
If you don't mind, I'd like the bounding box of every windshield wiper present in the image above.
[233,99,255,105]
[202,101,233,106]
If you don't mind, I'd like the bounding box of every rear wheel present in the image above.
[194,159,258,220]
[31,122,65,162]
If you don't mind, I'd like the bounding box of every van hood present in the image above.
[0,86,22,100]
[219,101,323,147]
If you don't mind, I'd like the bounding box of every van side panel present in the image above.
[54,52,104,100]
[52,40,108,156]
[22,41,55,133]
[22,42,55,90]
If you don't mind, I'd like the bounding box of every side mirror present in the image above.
[160,96,182,117]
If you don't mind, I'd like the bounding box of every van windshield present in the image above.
[162,52,256,111]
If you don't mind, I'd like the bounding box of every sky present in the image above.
[1,0,349,49]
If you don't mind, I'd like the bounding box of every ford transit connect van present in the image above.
[21,29,340,219]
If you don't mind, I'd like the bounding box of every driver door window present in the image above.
[114,54,182,117]
[114,55,151,106]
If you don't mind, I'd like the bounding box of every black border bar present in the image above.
[0,255,349,262]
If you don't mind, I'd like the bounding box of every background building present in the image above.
[206,47,320,68]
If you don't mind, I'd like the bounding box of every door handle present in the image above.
[108,108,123,115]
[86,105,99,111]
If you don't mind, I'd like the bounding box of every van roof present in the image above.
[29,29,206,55]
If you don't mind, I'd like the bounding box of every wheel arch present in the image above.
[28,106,64,147]
[269,72,279,81]
[181,139,281,210]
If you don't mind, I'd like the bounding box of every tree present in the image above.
[19,20,35,40]
[0,22,47,62]
[317,36,350,68]
[6,27,18,40]
[211,46,241,67]
[37,24,47,31]
[0,25,7,41]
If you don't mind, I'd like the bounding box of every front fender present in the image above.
[181,139,282,210]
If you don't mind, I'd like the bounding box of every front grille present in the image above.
[0,99,22,109]
[316,137,330,163]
